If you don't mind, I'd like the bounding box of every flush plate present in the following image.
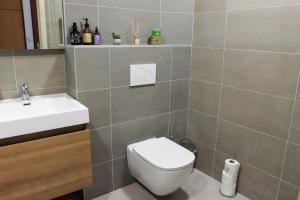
[130,64,156,86]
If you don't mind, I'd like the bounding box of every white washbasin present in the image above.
[0,93,89,139]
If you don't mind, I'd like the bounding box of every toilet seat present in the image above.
[133,137,195,171]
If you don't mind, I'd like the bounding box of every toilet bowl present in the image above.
[127,137,195,196]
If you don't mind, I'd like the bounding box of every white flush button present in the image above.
[130,64,156,86]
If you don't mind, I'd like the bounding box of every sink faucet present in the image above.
[21,83,30,100]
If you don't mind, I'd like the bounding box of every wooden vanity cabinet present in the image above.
[0,128,93,200]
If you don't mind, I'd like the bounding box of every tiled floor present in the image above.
[94,169,249,200]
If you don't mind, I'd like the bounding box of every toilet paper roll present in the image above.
[221,183,237,197]
[220,159,240,197]
[222,170,238,186]
[224,159,240,177]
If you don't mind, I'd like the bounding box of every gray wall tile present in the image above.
[169,110,188,141]
[162,0,194,13]
[110,47,171,87]
[188,138,215,176]
[113,157,135,190]
[161,13,193,45]
[214,151,279,200]
[220,86,293,139]
[282,143,300,186]
[99,0,160,11]
[171,79,190,111]
[65,48,76,90]
[188,110,218,148]
[111,83,170,124]
[78,89,111,129]
[0,91,18,100]
[172,47,191,80]
[223,50,300,98]
[238,163,279,200]
[227,0,300,10]
[14,54,65,89]
[65,0,97,5]
[112,114,169,158]
[217,120,286,176]
[193,12,226,48]
[191,47,223,83]
[91,127,112,165]
[289,101,300,146]
[84,162,113,200]
[226,7,300,53]
[99,7,159,45]
[75,48,109,91]
[25,87,66,97]
[277,181,300,200]
[0,52,16,92]
[194,0,227,12]
[189,80,221,116]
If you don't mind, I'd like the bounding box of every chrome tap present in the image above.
[21,83,30,100]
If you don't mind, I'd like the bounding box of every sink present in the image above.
[0,93,89,139]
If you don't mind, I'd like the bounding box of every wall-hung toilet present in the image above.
[127,137,195,196]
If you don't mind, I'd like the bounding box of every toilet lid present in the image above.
[133,137,195,171]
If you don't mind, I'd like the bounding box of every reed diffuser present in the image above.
[132,19,140,45]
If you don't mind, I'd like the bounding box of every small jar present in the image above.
[151,29,161,45]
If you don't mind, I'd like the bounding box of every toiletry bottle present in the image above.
[70,23,81,45]
[82,18,93,45]
[151,29,161,45]
[94,27,102,45]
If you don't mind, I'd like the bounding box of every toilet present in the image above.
[127,137,195,196]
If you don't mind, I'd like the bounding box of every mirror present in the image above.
[0,0,64,50]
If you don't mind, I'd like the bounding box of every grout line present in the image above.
[108,48,115,190]
[93,155,126,168]
[189,108,218,119]
[62,1,68,45]
[214,149,282,181]
[161,11,194,15]
[191,79,221,86]
[186,1,195,142]
[212,0,228,177]
[192,45,300,55]
[222,84,294,101]
[111,112,169,127]
[62,51,67,90]
[12,51,19,93]
[159,0,162,29]
[88,109,188,132]
[193,4,300,14]
[65,3,195,15]
[275,68,300,200]
[73,48,78,99]
[189,107,291,144]
[168,48,173,139]
[190,78,295,101]
[76,79,175,93]
[227,3,300,12]
[98,5,159,13]
[194,10,227,14]
[97,0,100,28]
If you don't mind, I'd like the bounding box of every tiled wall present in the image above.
[0,50,66,100]
[189,0,300,200]
[65,45,191,199]
[63,0,194,45]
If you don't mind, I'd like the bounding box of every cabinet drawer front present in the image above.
[0,130,92,200]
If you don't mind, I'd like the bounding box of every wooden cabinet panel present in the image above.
[0,130,93,200]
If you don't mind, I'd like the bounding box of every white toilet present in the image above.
[127,137,195,196]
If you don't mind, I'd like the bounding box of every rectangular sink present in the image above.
[0,93,89,139]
